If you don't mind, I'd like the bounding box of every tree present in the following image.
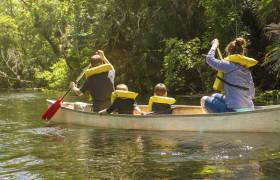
[163,38,213,94]
[0,0,279,94]
[0,3,33,87]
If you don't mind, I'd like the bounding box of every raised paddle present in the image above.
[41,64,91,121]
[217,47,223,59]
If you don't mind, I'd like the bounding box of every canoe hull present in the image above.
[48,100,280,132]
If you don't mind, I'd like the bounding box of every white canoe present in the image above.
[47,100,280,132]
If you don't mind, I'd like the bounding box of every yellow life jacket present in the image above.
[213,54,258,91]
[111,90,138,103]
[148,96,176,111]
[84,64,112,78]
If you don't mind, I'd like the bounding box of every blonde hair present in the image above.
[154,83,167,96]
[116,84,128,91]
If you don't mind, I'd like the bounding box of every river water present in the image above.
[0,91,280,179]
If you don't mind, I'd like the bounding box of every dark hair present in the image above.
[91,55,103,67]
[154,83,167,96]
[225,37,247,55]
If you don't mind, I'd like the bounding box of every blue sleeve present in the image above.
[206,49,237,73]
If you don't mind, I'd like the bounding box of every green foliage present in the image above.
[199,0,253,45]
[263,23,280,76]
[258,0,280,24]
[94,0,208,92]
[264,45,280,72]
[0,15,18,49]
[260,1,280,84]
[35,58,69,89]
[0,15,17,29]
[255,90,280,105]
[0,0,279,95]
[195,165,233,177]
[163,38,212,93]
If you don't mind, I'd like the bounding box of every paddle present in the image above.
[217,47,223,59]
[212,47,224,91]
[41,64,91,121]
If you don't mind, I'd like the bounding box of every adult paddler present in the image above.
[69,50,115,112]
[201,37,258,113]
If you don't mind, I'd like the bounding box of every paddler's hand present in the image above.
[96,50,105,59]
[98,109,108,115]
[211,39,219,50]
[69,82,76,90]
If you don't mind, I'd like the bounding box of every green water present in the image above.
[0,91,280,179]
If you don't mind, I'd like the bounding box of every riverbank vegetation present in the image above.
[0,0,279,101]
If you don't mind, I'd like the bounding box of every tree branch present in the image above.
[0,71,32,83]
[0,49,19,77]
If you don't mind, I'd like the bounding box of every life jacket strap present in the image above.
[216,76,249,91]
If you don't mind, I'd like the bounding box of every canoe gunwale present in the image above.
[46,99,280,132]
[47,99,280,118]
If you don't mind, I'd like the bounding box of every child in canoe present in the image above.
[99,84,144,115]
[148,83,176,114]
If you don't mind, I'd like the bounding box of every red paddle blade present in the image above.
[41,99,64,121]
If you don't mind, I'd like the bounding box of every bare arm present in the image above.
[206,39,236,73]
[134,106,144,115]
[69,82,83,96]
[98,109,108,115]
[96,50,115,71]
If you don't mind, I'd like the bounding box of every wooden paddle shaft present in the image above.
[217,48,223,59]
[61,64,91,100]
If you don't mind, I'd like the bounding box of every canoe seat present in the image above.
[139,105,204,115]
[172,106,204,114]
[73,102,92,112]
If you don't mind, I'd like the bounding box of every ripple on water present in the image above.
[20,127,67,138]
[1,92,280,179]
[0,169,42,180]
[0,155,43,167]
[0,93,39,101]
[0,155,43,180]
[209,143,254,161]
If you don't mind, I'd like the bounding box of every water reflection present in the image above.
[0,91,280,179]
[29,127,279,179]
